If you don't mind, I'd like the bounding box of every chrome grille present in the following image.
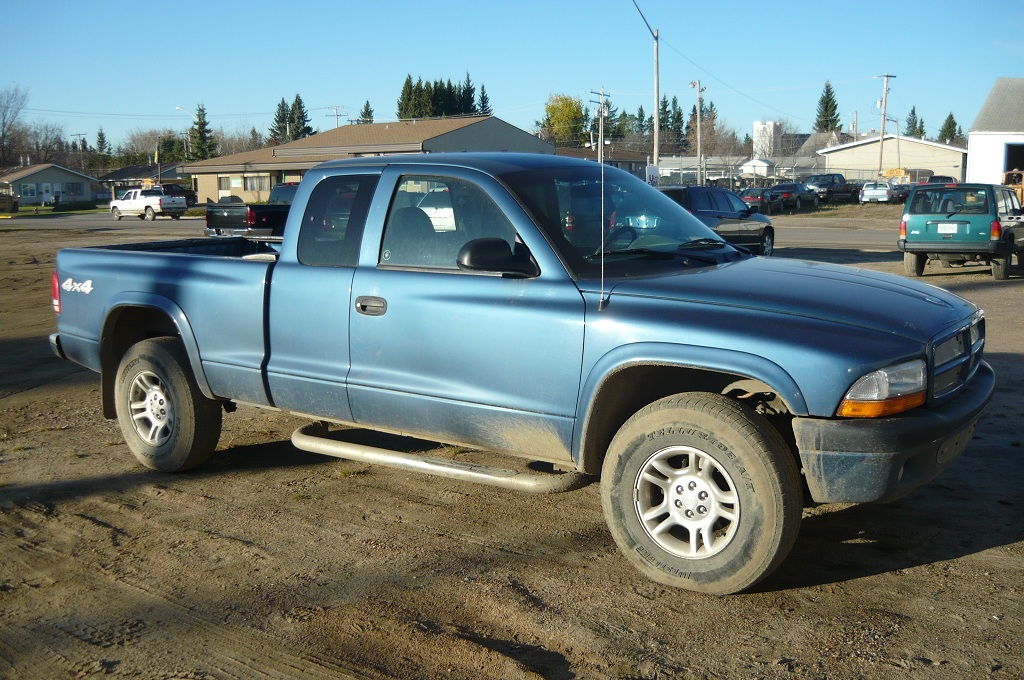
[930,313,984,402]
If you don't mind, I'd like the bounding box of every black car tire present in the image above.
[795,197,802,211]
[600,392,802,595]
[992,257,1010,281]
[115,338,223,472]
[760,228,774,256]
[904,252,926,277]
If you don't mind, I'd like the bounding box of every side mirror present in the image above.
[457,238,538,278]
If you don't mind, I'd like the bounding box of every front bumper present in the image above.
[792,361,994,503]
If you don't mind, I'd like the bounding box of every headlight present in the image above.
[837,359,927,418]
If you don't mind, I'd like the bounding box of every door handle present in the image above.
[355,296,387,316]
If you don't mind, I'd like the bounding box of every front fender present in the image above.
[572,342,807,468]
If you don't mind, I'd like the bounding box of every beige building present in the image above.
[181,116,553,204]
[816,135,967,182]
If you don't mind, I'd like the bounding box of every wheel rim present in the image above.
[762,231,774,256]
[633,445,739,559]
[127,370,174,446]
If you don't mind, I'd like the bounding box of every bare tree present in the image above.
[0,85,29,166]
[28,122,67,165]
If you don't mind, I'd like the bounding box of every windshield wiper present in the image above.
[586,248,678,260]
[678,238,728,249]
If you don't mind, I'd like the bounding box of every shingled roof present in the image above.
[970,77,1024,133]
[181,116,551,174]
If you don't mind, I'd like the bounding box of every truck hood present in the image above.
[583,257,977,342]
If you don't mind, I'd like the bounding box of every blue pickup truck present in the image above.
[50,153,993,594]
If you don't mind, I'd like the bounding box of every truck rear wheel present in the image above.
[904,252,926,277]
[114,338,222,472]
[600,393,802,595]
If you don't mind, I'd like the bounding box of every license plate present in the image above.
[937,223,958,234]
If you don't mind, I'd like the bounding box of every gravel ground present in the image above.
[0,213,1020,679]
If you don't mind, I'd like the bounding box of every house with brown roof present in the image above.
[0,164,99,206]
[181,116,553,204]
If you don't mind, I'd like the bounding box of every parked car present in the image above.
[802,173,862,204]
[204,182,298,237]
[769,183,819,211]
[860,181,895,203]
[155,183,198,207]
[738,187,781,215]
[892,183,911,204]
[659,185,775,255]
[898,182,1024,280]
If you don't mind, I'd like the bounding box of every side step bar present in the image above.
[292,423,594,494]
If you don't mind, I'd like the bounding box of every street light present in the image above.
[632,0,659,168]
[690,80,705,186]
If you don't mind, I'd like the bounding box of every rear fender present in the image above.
[99,292,213,418]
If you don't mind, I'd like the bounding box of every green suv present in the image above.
[899,182,1024,280]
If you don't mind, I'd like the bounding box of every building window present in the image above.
[217,176,231,191]
[244,175,270,192]
[66,182,83,197]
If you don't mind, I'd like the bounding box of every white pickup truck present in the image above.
[110,189,187,221]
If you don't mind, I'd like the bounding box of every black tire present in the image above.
[112,207,122,221]
[825,190,833,204]
[145,206,156,221]
[795,197,802,211]
[115,338,222,472]
[904,251,926,277]
[171,214,181,220]
[600,393,802,595]
[992,256,1009,281]
[812,196,820,209]
[759,227,774,256]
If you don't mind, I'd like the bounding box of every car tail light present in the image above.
[990,220,1002,241]
[51,271,61,314]
[899,220,907,239]
[246,207,257,227]
[564,212,575,232]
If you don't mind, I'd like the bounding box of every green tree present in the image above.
[288,95,314,140]
[187,104,217,161]
[268,98,290,145]
[937,113,964,145]
[459,72,477,115]
[814,81,841,132]
[477,85,492,115]
[904,107,924,139]
[397,75,416,119]
[357,101,374,124]
[95,127,110,156]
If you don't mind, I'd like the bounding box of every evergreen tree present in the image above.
[814,81,841,132]
[247,127,265,149]
[288,94,314,140]
[268,98,290,144]
[478,85,492,115]
[905,107,922,139]
[357,101,374,124]
[635,106,648,136]
[187,104,217,161]
[937,113,961,144]
[459,72,477,115]
[95,127,110,156]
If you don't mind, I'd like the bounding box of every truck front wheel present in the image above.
[601,393,802,595]
[112,207,122,221]
[114,338,222,472]
[144,206,156,221]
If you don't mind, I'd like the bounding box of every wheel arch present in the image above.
[574,344,807,475]
[99,294,213,418]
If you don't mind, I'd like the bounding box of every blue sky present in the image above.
[5,0,1022,151]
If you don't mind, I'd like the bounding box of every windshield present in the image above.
[499,164,740,278]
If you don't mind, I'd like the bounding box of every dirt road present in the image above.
[1,215,1021,678]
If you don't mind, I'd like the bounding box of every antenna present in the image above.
[590,88,610,311]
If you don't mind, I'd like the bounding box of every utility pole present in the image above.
[690,80,705,185]
[876,73,895,177]
[633,1,659,168]
[70,133,86,170]
[326,105,345,128]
